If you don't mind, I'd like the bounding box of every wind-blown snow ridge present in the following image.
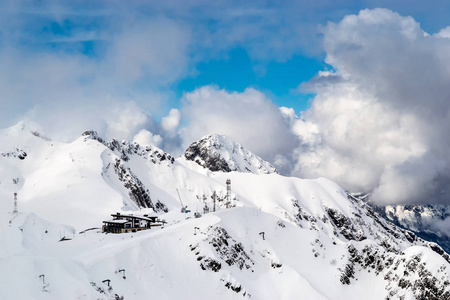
[184,134,278,175]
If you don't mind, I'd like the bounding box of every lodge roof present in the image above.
[103,219,130,224]
[110,213,157,222]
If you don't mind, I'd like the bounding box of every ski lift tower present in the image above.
[226,179,231,208]
[176,189,186,213]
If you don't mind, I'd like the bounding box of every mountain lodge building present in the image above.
[102,213,163,233]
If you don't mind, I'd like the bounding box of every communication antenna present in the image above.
[13,193,18,215]
[226,179,231,208]
[9,193,20,225]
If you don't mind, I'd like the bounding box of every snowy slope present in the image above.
[0,123,449,299]
[0,126,130,230]
[183,134,278,175]
[2,201,449,299]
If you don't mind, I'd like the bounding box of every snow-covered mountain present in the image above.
[0,122,449,300]
[373,204,450,254]
[183,134,278,175]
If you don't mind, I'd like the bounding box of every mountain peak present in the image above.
[184,134,278,175]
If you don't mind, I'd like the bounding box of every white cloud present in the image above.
[108,17,191,86]
[0,0,344,144]
[161,108,181,133]
[106,102,149,141]
[430,216,450,238]
[293,8,450,205]
[0,4,194,142]
[133,129,163,148]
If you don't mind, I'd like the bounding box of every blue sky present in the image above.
[176,47,324,112]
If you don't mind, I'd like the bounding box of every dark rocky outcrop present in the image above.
[184,134,278,174]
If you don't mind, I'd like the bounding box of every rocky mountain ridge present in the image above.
[184,134,278,175]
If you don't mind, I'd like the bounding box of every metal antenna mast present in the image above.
[13,193,18,215]
[226,179,231,208]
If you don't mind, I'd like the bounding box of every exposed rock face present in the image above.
[326,207,366,242]
[288,192,450,298]
[347,193,450,255]
[290,193,450,263]
[1,148,27,160]
[83,130,170,212]
[189,226,253,298]
[106,139,174,164]
[368,203,450,254]
[83,130,175,165]
[184,134,278,175]
[341,245,450,299]
[112,158,168,212]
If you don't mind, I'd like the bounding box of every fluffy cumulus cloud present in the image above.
[293,9,450,205]
[161,109,181,133]
[105,102,149,141]
[133,129,163,148]
[180,85,299,173]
